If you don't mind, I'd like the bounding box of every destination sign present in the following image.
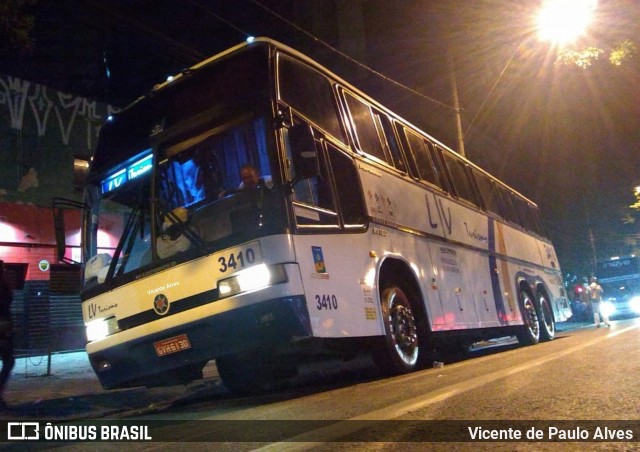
[101,153,152,194]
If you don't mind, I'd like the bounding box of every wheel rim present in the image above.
[539,296,555,336]
[387,290,419,366]
[521,292,540,339]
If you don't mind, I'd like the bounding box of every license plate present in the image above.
[154,334,191,357]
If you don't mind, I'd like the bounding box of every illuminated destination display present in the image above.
[101,153,153,194]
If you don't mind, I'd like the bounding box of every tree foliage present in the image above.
[609,39,637,65]
[630,187,640,213]
[556,39,636,68]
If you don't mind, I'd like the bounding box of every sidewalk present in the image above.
[0,351,224,421]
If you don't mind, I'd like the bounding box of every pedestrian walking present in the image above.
[587,276,610,328]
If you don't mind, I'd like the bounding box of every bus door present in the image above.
[286,127,376,338]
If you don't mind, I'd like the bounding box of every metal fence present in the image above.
[12,280,85,358]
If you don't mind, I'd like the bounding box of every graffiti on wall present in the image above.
[0,73,117,151]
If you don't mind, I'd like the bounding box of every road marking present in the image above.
[255,323,639,451]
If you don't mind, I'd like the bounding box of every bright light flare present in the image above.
[629,296,640,314]
[536,0,597,45]
[600,301,615,318]
[86,316,119,342]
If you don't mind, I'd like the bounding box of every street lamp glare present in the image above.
[536,0,597,45]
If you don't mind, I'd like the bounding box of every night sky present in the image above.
[3,0,639,278]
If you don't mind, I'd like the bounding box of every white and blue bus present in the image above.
[76,38,571,394]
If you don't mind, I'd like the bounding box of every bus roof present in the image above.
[113,37,539,208]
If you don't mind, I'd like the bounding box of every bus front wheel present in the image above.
[515,289,540,346]
[373,286,425,375]
[216,352,296,395]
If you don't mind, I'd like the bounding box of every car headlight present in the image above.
[86,316,120,342]
[217,263,287,298]
[629,296,640,314]
[600,301,615,317]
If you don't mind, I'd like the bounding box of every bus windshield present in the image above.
[84,163,153,288]
[155,116,285,253]
[81,44,291,292]
[83,114,286,291]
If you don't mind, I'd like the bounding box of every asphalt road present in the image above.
[109,318,639,450]
[4,319,639,451]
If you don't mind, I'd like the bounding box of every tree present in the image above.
[556,39,636,68]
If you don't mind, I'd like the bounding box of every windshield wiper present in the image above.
[107,206,141,281]
[164,208,203,247]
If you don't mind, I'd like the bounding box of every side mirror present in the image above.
[289,124,320,180]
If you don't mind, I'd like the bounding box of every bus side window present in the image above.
[473,170,501,216]
[376,116,407,173]
[527,203,545,236]
[285,124,339,227]
[430,145,451,192]
[278,54,345,144]
[403,128,442,189]
[496,186,521,226]
[514,197,544,236]
[442,151,479,206]
[326,142,366,227]
[343,92,387,163]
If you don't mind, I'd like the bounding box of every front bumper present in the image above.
[88,295,311,389]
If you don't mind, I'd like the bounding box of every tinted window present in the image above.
[496,187,521,225]
[514,197,544,235]
[95,46,270,174]
[283,122,339,227]
[278,54,345,143]
[377,116,406,172]
[327,143,366,227]
[442,151,478,205]
[403,129,442,188]
[344,93,387,162]
[473,170,501,215]
[527,204,545,235]
[513,197,531,230]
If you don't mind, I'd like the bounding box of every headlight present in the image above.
[217,264,287,298]
[86,316,120,342]
[629,296,640,314]
[600,301,615,318]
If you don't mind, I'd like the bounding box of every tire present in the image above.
[537,293,556,342]
[216,354,263,395]
[373,286,427,374]
[515,289,540,346]
[216,352,296,395]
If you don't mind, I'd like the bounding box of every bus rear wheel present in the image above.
[373,286,425,375]
[537,293,555,341]
[515,289,540,346]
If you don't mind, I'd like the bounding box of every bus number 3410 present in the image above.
[316,294,338,310]
[218,248,256,273]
